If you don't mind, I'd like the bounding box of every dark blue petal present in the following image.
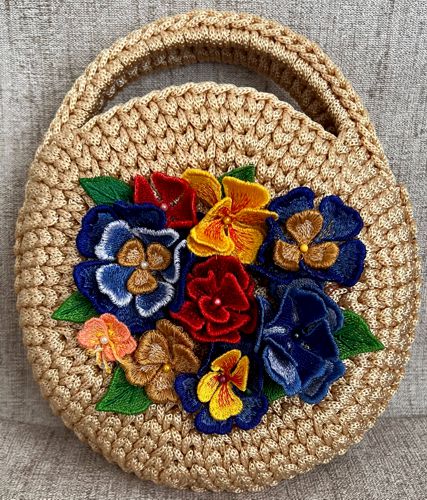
[304,319,339,359]
[94,220,134,261]
[317,195,363,241]
[251,263,298,286]
[300,359,346,404]
[262,340,301,396]
[255,296,278,352]
[289,343,327,388]
[114,304,160,334]
[194,407,233,435]
[268,187,315,222]
[76,205,117,258]
[168,246,195,313]
[255,217,288,265]
[134,282,175,317]
[132,227,179,248]
[301,239,366,287]
[162,240,186,284]
[234,394,269,431]
[95,263,134,307]
[288,288,328,328]
[74,260,117,312]
[174,374,202,413]
[113,201,166,229]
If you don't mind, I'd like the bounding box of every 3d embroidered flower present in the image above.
[254,187,366,287]
[170,256,257,344]
[77,313,137,373]
[121,319,200,403]
[255,279,345,404]
[175,344,268,434]
[134,172,198,229]
[182,169,278,264]
[73,202,193,333]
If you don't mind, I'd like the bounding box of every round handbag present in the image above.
[15,10,421,492]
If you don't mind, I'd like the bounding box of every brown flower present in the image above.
[121,319,200,403]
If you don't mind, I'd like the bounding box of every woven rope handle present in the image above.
[42,10,385,161]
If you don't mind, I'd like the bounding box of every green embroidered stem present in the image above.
[52,291,98,323]
[335,310,385,360]
[80,176,133,205]
[96,365,152,415]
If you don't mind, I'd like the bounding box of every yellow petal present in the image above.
[211,349,241,374]
[197,371,220,403]
[209,382,243,421]
[187,198,235,256]
[222,176,271,212]
[286,210,323,245]
[273,240,301,271]
[182,168,222,206]
[230,355,249,392]
[237,208,278,225]
[228,221,265,264]
[304,242,339,269]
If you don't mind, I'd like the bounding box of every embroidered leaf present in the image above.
[263,375,286,403]
[52,291,98,323]
[96,365,152,415]
[79,176,133,205]
[218,164,256,184]
[334,310,385,360]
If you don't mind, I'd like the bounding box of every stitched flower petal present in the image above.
[182,169,222,206]
[174,374,202,413]
[273,240,301,271]
[237,208,278,225]
[300,359,346,404]
[122,358,159,386]
[145,369,177,403]
[194,406,233,435]
[172,344,200,374]
[206,312,250,339]
[304,242,339,269]
[286,210,324,245]
[304,319,339,359]
[133,175,159,205]
[151,172,189,204]
[95,220,134,260]
[76,205,117,258]
[268,187,315,222]
[230,355,249,392]
[211,349,241,373]
[234,394,269,431]
[156,319,194,349]
[262,340,301,395]
[197,371,220,403]
[95,264,134,307]
[222,177,270,211]
[77,317,108,349]
[113,201,166,230]
[187,271,218,301]
[132,227,179,248]
[318,195,364,241]
[126,268,157,295]
[117,238,145,267]
[228,221,265,264]
[161,239,186,284]
[135,330,170,366]
[191,255,250,289]
[209,382,243,421]
[199,296,231,324]
[146,243,172,271]
[134,281,175,317]
[217,273,250,310]
[170,301,205,332]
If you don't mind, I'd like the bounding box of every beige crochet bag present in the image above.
[15,10,420,492]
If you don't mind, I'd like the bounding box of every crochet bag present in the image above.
[15,10,421,492]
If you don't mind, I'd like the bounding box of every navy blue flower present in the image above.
[255,279,345,404]
[74,202,193,333]
[253,187,366,287]
[175,341,268,435]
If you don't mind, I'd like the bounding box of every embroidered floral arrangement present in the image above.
[52,165,384,435]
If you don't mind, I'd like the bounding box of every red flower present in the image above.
[134,172,198,229]
[170,256,257,344]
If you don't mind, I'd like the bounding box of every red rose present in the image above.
[134,172,198,229]
[170,256,257,343]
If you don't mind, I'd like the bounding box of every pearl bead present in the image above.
[299,243,309,253]
[293,332,300,340]
[160,203,168,211]
[222,216,232,225]
[162,363,171,373]
[214,298,222,306]
[140,261,149,269]
[99,336,109,345]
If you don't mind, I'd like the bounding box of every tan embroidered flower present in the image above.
[274,210,339,271]
[117,239,172,294]
[121,319,200,403]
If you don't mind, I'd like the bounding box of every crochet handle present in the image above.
[43,10,381,155]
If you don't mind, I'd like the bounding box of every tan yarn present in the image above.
[14,10,421,492]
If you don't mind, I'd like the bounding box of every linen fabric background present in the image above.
[1,1,426,499]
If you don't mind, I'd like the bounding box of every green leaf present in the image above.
[79,176,133,205]
[334,310,385,360]
[96,366,152,415]
[263,375,286,403]
[51,291,98,323]
[218,164,256,184]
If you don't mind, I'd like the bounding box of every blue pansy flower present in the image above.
[255,279,345,404]
[175,340,268,435]
[253,187,366,287]
[73,201,193,333]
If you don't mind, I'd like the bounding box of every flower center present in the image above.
[99,336,109,345]
[217,374,227,384]
[299,243,309,253]
[213,297,222,306]
[162,363,172,373]
[140,260,149,269]
[222,215,232,226]
[160,202,168,211]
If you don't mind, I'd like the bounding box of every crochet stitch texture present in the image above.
[14,10,420,493]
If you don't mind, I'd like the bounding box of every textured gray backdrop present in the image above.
[1,1,426,499]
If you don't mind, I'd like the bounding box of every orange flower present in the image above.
[197,349,249,421]
[182,169,278,264]
[77,313,137,373]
